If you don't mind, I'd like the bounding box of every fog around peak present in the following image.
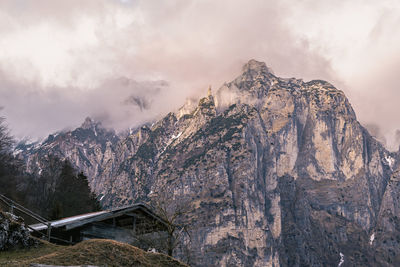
[0,0,399,150]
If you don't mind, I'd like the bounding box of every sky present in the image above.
[0,0,399,149]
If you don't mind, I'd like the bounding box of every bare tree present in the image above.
[147,183,192,257]
[0,115,13,160]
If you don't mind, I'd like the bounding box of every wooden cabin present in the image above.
[29,203,169,251]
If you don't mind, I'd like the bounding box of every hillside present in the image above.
[0,239,188,267]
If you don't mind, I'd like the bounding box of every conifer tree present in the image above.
[50,160,100,219]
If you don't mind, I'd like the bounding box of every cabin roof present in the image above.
[29,203,166,232]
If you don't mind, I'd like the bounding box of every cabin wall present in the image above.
[81,222,137,244]
[79,222,168,252]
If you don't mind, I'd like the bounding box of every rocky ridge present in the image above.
[16,60,400,266]
[15,117,120,193]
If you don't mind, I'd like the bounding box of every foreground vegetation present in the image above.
[0,238,188,267]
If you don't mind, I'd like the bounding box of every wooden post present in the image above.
[47,223,52,241]
[132,216,136,235]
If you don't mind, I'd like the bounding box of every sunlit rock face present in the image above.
[18,60,400,266]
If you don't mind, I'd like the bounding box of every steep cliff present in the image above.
[15,117,121,193]
[18,60,400,266]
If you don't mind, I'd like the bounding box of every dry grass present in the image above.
[0,238,58,266]
[0,238,188,267]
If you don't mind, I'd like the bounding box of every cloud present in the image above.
[124,96,150,111]
[0,0,399,150]
[281,0,400,149]
[364,123,387,147]
[0,68,171,139]
[0,0,336,89]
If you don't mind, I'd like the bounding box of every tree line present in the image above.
[0,116,100,222]
[0,114,192,260]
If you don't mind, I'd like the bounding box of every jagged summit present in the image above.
[242,59,274,76]
[222,59,277,99]
[81,117,100,130]
[81,117,94,129]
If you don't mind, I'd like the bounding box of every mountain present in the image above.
[15,117,120,193]
[16,59,400,266]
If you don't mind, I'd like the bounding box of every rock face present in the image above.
[0,211,36,250]
[17,60,400,266]
[15,117,120,194]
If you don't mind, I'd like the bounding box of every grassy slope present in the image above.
[0,238,188,267]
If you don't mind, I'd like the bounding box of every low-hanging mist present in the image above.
[0,0,400,149]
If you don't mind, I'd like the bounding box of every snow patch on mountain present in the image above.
[172,132,182,140]
[383,155,395,170]
[369,233,375,245]
[338,252,344,266]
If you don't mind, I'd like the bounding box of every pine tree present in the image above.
[49,160,100,219]
[0,115,101,221]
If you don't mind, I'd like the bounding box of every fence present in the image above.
[0,193,52,241]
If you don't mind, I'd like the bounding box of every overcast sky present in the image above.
[0,0,400,149]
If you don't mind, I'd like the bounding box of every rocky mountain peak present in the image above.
[242,59,274,76]
[81,117,98,130]
[225,59,277,98]
[197,91,216,117]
